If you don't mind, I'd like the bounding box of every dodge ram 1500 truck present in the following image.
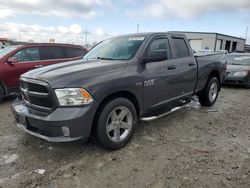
[12,32,227,150]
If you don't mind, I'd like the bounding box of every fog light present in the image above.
[62,126,70,137]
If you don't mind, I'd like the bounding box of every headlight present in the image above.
[55,88,93,106]
[232,71,248,77]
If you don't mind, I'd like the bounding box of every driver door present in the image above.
[3,47,42,88]
[141,36,178,110]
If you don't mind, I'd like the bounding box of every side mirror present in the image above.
[7,57,18,64]
[141,50,167,63]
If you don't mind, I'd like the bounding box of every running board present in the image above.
[140,105,187,122]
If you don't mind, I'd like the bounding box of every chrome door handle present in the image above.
[167,65,176,70]
[188,62,196,66]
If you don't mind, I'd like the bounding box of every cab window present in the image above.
[172,38,190,58]
[147,38,171,59]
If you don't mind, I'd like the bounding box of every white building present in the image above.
[173,31,246,53]
[0,38,11,49]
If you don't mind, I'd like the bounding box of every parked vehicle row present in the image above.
[12,32,227,150]
[0,43,87,102]
[223,53,250,87]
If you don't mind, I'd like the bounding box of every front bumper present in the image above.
[12,99,97,142]
[223,76,249,86]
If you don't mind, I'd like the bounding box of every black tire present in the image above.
[0,84,4,103]
[198,77,219,107]
[94,98,137,150]
[246,80,250,88]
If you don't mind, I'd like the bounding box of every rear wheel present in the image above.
[0,84,4,102]
[198,77,219,107]
[246,80,250,88]
[94,98,137,150]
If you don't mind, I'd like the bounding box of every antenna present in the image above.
[137,24,140,33]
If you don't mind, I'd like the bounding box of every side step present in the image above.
[140,105,188,122]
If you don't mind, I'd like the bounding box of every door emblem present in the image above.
[144,79,155,87]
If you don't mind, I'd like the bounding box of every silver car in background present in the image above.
[224,53,250,87]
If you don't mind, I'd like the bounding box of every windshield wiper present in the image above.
[232,63,244,65]
[87,57,127,61]
[95,57,115,60]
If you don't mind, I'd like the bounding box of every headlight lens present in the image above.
[232,71,248,77]
[55,88,93,106]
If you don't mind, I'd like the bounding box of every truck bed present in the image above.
[194,52,227,93]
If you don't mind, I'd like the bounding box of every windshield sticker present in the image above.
[128,37,145,41]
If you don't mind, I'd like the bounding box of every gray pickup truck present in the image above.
[12,32,227,150]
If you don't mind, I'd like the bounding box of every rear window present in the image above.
[39,47,65,60]
[172,38,189,58]
[64,47,85,58]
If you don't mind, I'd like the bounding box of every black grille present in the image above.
[29,96,53,108]
[20,79,54,110]
[20,81,48,93]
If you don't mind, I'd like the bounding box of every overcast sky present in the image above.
[0,0,249,44]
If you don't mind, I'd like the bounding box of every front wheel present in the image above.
[94,98,137,150]
[198,77,219,107]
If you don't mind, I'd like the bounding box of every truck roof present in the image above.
[111,32,186,39]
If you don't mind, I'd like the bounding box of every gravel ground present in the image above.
[0,87,250,188]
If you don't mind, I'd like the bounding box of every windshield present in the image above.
[83,36,145,60]
[0,46,18,58]
[227,55,250,65]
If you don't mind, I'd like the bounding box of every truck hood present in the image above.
[227,65,250,72]
[21,59,127,88]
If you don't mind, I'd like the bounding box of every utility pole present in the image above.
[245,27,248,40]
[85,25,88,46]
[137,24,140,33]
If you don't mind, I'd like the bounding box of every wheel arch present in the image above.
[208,69,221,90]
[0,81,8,96]
[91,90,140,135]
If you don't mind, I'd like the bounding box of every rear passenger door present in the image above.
[168,36,197,97]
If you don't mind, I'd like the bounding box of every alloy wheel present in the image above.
[209,82,218,102]
[106,106,133,142]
